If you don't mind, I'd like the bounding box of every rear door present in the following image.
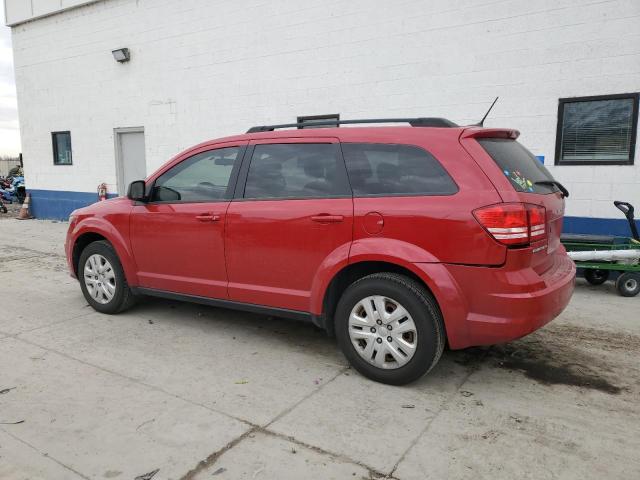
[225,138,353,312]
[462,132,566,273]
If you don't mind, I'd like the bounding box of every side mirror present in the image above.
[127,180,147,202]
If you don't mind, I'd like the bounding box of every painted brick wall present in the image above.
[10,0,640,223]
[4,1,100,27]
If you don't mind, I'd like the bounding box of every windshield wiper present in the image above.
[534,180,569,198]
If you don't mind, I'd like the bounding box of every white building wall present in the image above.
[9,0,640,220]
[5,0,99,26]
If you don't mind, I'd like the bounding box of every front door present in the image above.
[115,128,147,196]
[130,143,246,298]
[225,138,353,312]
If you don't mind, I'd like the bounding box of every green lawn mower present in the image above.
[561,201,640,297]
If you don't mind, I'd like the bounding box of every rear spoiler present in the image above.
[460,128,520,140]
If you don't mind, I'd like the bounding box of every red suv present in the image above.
[65,118,575,385]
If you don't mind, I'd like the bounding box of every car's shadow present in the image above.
[124,295,635,394]
[129,295,346,364]
[125,296,480,389]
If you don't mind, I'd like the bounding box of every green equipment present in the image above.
[561,201,640,297]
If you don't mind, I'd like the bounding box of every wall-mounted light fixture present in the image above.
[111,48,130,63]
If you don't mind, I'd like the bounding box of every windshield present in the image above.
[478,138,559,194]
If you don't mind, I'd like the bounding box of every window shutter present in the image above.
[559,97,636,164]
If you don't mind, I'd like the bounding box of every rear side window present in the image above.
[341,143,457,196]
[244,143,350,199]
[478,139,559,194]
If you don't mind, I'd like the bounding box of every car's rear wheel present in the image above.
[335,273,445,385]
[584,269,609,285]
[78,240,135,313]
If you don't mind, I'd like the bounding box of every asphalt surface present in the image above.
[0,217,638,479]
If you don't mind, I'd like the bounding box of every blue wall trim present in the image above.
[563,216,639,237]
[26,189,640,237]
[29,189,116,220]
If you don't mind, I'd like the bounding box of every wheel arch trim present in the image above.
[314,252,469,346]
[70,219,139,285]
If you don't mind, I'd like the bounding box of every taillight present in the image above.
[473,203,547,246]
[528,205,546,241]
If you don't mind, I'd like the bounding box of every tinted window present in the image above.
[341,143,457,196]
[244,143,350,199]
[151,147,239,202]
[479,139,558,194]
[52,131,72,165]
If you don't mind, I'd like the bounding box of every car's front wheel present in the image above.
[78,240,135,314]
[335,273,445,385]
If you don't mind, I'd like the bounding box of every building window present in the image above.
[297,114,340,129]
[555,93,638,165]
[52,131,72,165]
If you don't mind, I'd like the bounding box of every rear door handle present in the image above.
[311,214,344,223]
[195,213,221,222]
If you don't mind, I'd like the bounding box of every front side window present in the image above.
[151,147,239,202]
[52,131,72,165]
[556,94,638,165]
[341,143,457,196]
[244,143,350,199]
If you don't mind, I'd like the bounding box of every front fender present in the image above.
[70,217,139,285]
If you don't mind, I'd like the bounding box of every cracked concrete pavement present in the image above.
[0,218,639,479]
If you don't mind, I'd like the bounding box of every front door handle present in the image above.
[311,214,344,223]
[195,213,221,222]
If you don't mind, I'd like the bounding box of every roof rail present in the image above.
[246,117,458,133]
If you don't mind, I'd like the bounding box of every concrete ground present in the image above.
[0,217,638,480]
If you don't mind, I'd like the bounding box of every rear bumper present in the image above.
[413,249,576,349]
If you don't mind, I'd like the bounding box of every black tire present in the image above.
[78,240,136,313]
[584,269,610,285]
[335,273,445,385]
[615,272,640,297]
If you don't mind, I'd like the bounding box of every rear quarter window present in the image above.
[478,138,558,194]
[341,143,457,196]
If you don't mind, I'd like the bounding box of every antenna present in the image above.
[477,96,499,127]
